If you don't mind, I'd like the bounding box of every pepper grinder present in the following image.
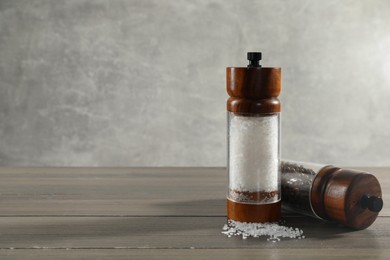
[226,52,282,223]
[281,160,383,229]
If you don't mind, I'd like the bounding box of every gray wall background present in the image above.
[1,0,390,167]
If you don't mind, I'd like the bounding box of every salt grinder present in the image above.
[226,52,282,223]
[281,160,383,229]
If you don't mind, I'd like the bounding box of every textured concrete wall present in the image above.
[1,0,390,166]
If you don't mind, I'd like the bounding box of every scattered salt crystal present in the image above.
[222,220,304,241]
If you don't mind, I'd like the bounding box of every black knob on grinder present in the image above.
[361,195,383,212]
[247,52,262,68]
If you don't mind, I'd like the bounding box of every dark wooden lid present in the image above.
[311,167,383,230]
[226,67,281,113]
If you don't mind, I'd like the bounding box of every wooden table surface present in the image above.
[0,167,388,259]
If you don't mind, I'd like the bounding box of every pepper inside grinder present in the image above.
[226,52,282,223]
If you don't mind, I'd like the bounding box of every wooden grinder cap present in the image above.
[226,52,281,114]
[311,167,383,230]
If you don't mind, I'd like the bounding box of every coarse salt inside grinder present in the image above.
[226,52,282,223]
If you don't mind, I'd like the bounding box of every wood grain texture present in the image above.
[226,67,281,99]
[226,97,281,114]
[226,67,281,113]
[0,167,388,259]
[1,249,390,260]
[227,199,281,222]
[0,167,387,216]
[0,216,389,249]
[310,166,384,229]
[0,167,225,216]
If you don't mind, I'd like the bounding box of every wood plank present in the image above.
[0,216,388,249]
[1,249,389,260]
[0,167,388,216]
[0,167,225,216]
